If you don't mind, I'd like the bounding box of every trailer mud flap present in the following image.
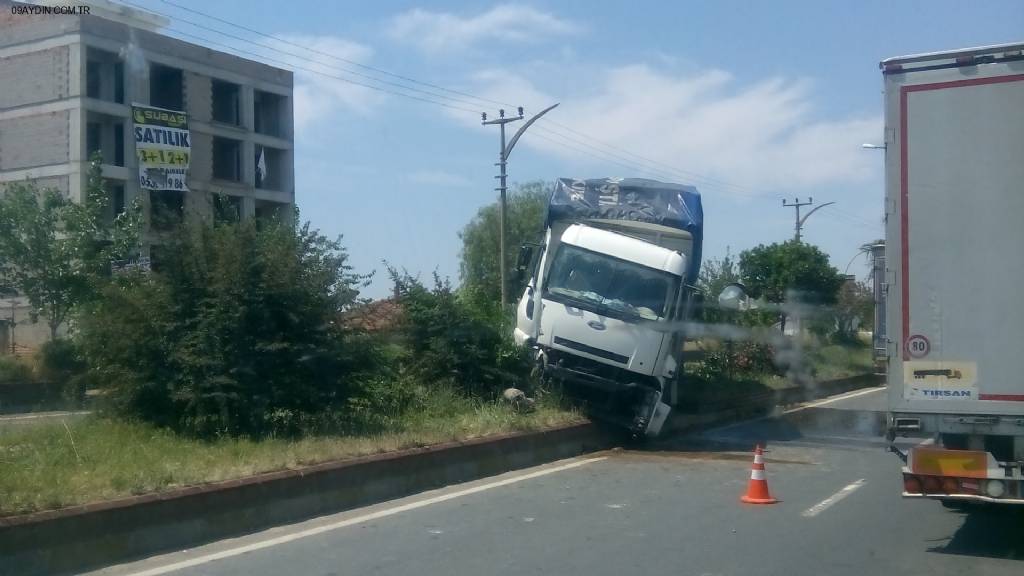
[645,401,671,437]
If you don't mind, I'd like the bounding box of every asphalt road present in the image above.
[91,387,1024,576]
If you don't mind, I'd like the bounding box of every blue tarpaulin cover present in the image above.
[547,177,704,280]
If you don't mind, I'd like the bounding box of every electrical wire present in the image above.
[157,0,518,109]
[131,0,884,226]
[139,0,789,199]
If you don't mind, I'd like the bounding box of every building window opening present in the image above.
[255,145,285,190]
[150,64,183,111]
[212,80,241,126]
[212,137,242,181]
[213,193,242,224]
[86,113,125,167]
[86,60,101,99]
[86,48,124,103]
[254,90,286,137]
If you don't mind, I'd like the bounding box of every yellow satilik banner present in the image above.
[132,103,190,192]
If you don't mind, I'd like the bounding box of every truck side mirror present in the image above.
[516,244,536,272]
[717,283,749,311]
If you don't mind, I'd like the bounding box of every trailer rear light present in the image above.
[941,477,959,494]
[922,476,941,493]
[959,479,980,494]
[985,480,1006,498]
[903,475,922,493]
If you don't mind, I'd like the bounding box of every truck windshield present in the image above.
[544,243,678,321]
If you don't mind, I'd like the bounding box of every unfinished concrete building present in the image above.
[0,0,295,349]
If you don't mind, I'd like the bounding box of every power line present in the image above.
[540,118,763,197]
[124,1,489,110]
[136,0,883,222]
[144,24,481,114]
[130,2,758,194]
[140,1,788,199]
[830,208,881,229]
[156,0,516,110]
[818,211,880,232]
[529,131,695,182]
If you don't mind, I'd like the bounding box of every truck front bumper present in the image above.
[548,363,670,437]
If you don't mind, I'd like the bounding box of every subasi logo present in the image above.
[134,108,187,127]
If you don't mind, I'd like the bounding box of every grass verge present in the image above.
[0,393,582,517]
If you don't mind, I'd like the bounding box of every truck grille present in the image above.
[553,336,629,364]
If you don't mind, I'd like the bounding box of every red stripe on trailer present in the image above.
[899,73,1024,360]
[979,394,1024,401]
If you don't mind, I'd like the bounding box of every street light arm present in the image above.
[798,201,835,227]
[505,103,559,159]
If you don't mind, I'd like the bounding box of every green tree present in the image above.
[696,251,741,324]
[739,240,844,331]
[0,155,139,340]
[458,181,550,311]
[76,216,374,437]
[832,278,873,343]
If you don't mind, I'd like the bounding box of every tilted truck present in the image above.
[513,178,705,437]
[882,42,1024,505]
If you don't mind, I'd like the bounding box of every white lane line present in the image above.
[124,456,606,576]
[782,386,884,414]
[705,386,885,434]
[801,479,866,517]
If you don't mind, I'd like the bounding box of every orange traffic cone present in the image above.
[740,445,779,504]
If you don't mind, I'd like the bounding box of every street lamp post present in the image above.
[483,103,560,307]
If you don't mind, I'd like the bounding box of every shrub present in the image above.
[0,356,33,386]
[692,341,778,383]
[76,218,375,437]
[36,339,90,405]
[389,269,530,399]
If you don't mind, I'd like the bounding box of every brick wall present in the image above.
[0,46,69,108]
[0,4,80,48]
[0,111,69,170]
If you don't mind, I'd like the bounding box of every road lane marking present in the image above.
[705,386,885,435]
[917,437,935,446]
[781,386,885,414]
[122,456,606,576]
[801,479,866,517]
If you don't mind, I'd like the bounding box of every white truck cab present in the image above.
[514,178,703,437]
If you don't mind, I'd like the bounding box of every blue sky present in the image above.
[138,0,1023,298]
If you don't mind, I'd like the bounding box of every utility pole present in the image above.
[483,103,559,306]
[782,197,835,242]
[9,299,15,356]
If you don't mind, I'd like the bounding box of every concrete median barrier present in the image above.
[0,423,613,576]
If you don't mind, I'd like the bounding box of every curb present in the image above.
[1,422,613,576]
[1,373,882,575]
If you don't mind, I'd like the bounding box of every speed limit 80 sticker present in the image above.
[905,334,930,358]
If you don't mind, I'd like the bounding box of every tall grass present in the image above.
[0,391,581,517]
